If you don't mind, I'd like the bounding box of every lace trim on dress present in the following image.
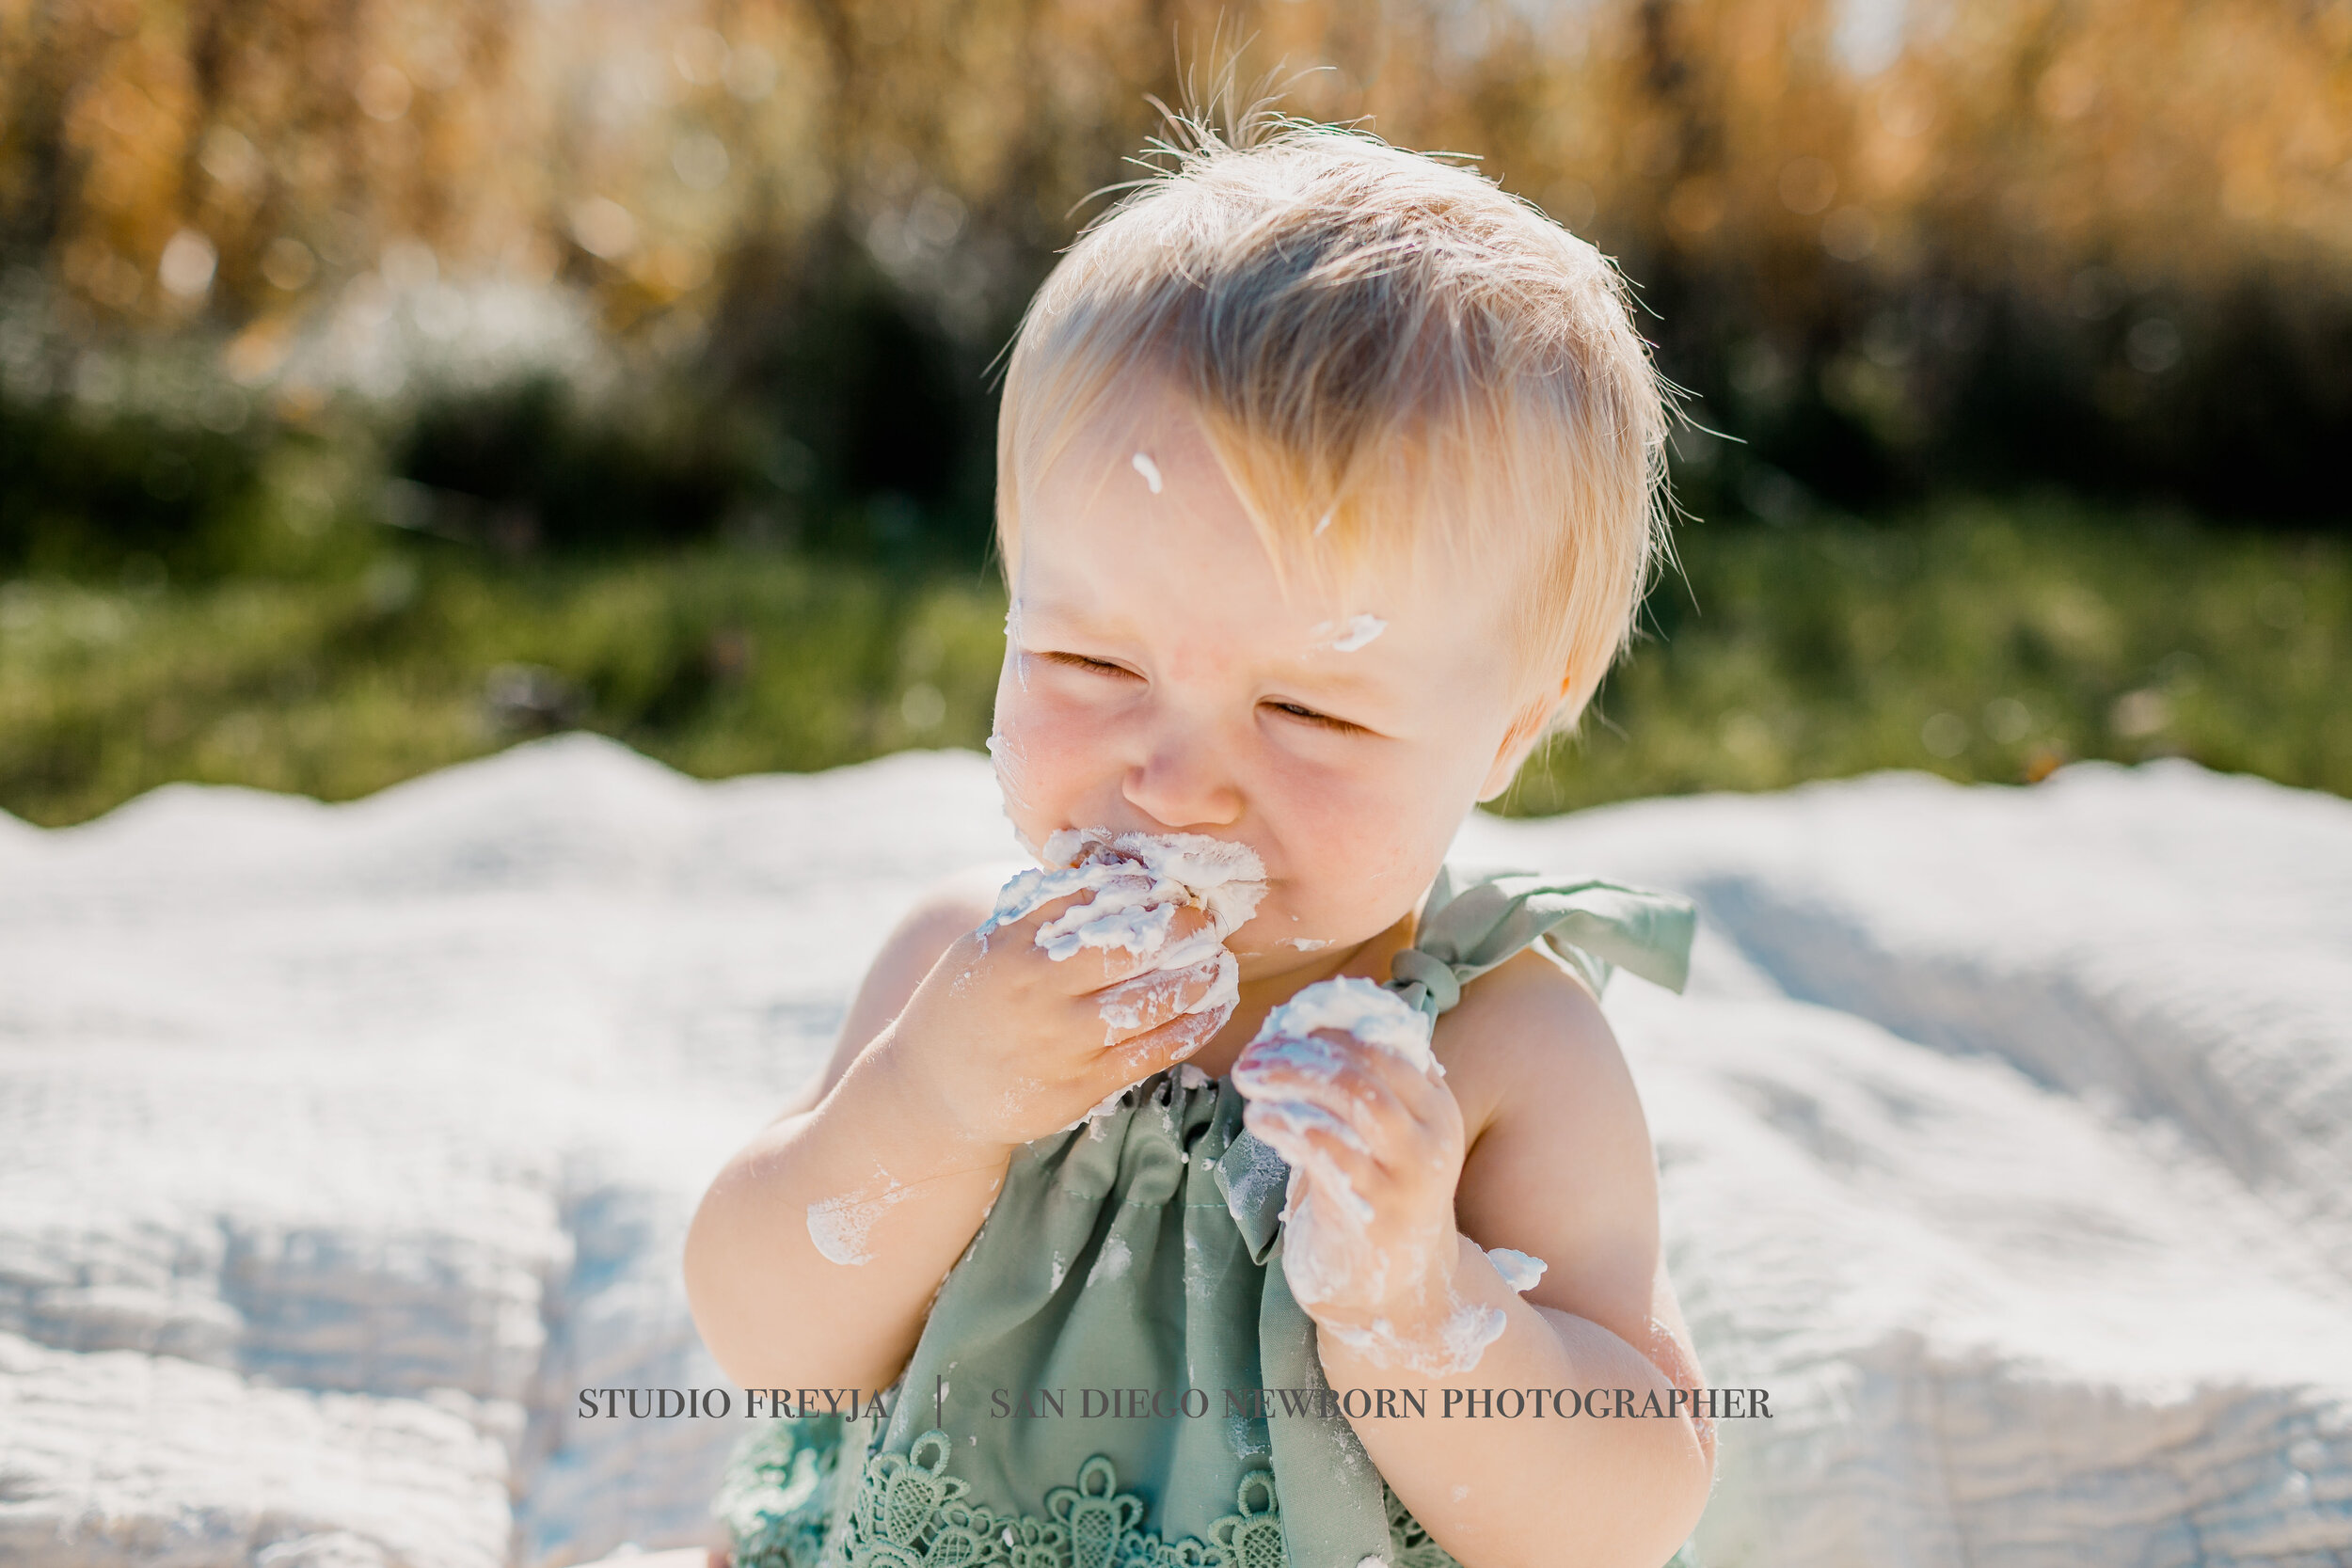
[720,1420,1467,1568]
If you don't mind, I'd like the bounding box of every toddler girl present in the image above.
[686,112,1714,1568]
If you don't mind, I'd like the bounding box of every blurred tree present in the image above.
[4,0,2349,553]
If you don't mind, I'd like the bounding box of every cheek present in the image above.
[989,669,1112,826]
[1255,741,1471,934]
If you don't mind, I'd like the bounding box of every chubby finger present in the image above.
[1240,1027,1456,1142]
[1244,1101,1379,1226]
[979,873,1221,993]
[1233,1028,1359,1087]
[1338,1036,1459,1139]
[1245,1094,1371,1156]
[1090,954,1231,1044]
[1091,904,1219,987]
[1105,990,1233,1083]
[1232,1033,1418,1157]
[976,882,1118,955]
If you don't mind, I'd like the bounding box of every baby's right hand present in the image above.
[874,888,1235,1150]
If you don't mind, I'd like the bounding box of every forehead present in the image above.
[1019,380,1393,592]
[1013,386,1518,694]
[1021,388,1367,621]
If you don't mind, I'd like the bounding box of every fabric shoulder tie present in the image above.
[1218,863,1696,1253]
[1386,864,1697,1017]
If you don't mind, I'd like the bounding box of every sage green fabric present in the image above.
[720,867,1697,1568]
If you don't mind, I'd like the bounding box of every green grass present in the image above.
[1,499,2344,829]
[0,548,1009,826]
[1502,499,2349,814]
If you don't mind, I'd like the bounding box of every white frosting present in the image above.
[1486,1245,1549,1293]
[1249,976,1434,1071]
[1231,1034,1391,1144]
[1234,976,1499,1372]
[1095,958,1234,1040]
[1187,947,1242,1022]
[1003,599,1030,691]
[981,829,1267,975]
[1318,1297,1508,1378]
[985,732,1034,816]
[805,1176,911,1267]
[1253,1098,1373,1168]
[1085,1230,1134,1286]
[983,828,1266,1127]
[1309,613,1387,652]
[1131,451,1163,493]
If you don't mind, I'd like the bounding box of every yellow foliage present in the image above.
[3,0,2346,330]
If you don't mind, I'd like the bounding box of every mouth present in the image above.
[1031,825,1270,938]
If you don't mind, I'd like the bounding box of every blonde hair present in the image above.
[995,112,1670,736]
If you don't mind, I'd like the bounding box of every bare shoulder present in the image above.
[873,862,1018,972]
[773,861,1021,1117]
[1432,943,1633,1152]
[1436,945,1665,1332]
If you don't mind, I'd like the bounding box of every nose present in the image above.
[1120,722,1244,832]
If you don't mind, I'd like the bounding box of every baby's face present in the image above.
[991,385,1547,975]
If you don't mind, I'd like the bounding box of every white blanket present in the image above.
[2,735,2345,1566]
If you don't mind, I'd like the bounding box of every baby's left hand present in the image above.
[1232,1023,1468,1340]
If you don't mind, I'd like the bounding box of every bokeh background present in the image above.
[4,0,2347,827]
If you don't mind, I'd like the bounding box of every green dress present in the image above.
[717,866,1700,1568]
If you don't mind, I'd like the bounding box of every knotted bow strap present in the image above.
[1216,865,1696,1248]
[1390,865,1698,1017]
[1210,863,1697,1567]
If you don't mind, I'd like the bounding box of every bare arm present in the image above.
[684,872,1011,1395]
[1328,952,1715,1568]
[1236,948,1713,1568]
[684,862,1232,1397]
[767,864,1019,1122]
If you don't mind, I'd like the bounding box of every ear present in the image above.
[1476,683,1566,803]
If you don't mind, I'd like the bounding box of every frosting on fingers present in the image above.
[984,828,1265,1128]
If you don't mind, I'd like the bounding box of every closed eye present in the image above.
[1264,700,1361,733]
[1040,650,1138,677]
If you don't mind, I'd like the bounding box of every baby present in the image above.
[688,116,1713,1568]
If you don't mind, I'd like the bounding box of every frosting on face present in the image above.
[980,827,1268,970]
[1308,612,1388,653]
